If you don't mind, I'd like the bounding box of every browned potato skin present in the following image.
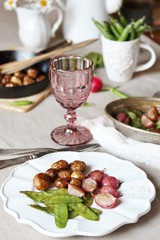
[33,173,51,191]
[70,177,82,186]
[70,160,86,172]
[57,169,72,181]
[51,160,69,171]
[45,168,57,180]
[54,177,68,188]
[71,170,85,180]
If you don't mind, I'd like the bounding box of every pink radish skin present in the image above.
[87,170,106,183]
[100,185,120,198]
[95,193,117,209]
[68,184,85,197]
[102,176,119,189]
[82,177,98,193]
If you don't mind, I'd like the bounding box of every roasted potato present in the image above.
[51,160,69,171]
[71,170,85,180]
[57,169,72,181]
[70,160,86,172]
[45,168,57,180]
[33,173,51,191]
[54,177,68,188]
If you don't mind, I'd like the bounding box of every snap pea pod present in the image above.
[20,188,68,202]
[11,100,33,106]
[68,210,78,219]
[90,207,102,216]
[20,191,55,202]
[54,203,68,228]
[42,194,83,205]
[83,194,93,207]
[69,203,99,221]
[29,204,55,213]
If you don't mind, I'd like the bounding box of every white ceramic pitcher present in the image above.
[16,5,63,51]
[63,0,109,43]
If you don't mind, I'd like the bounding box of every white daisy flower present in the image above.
[35,0,53,13]
[4,0,18,11]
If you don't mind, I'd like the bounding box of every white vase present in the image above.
[16,5,63,51]
[63,0,109,43]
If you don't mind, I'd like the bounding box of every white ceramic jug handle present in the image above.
[134,43,156,72]
[49,6,63,38]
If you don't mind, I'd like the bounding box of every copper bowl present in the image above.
[0,50,49,98]
[105,97,160,144]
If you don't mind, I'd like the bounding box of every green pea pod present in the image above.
[11,100,33,106]
[83,194,93,207]
[20,191,54,202]
[129,26,137,40]
[29,204,55,214]
[68,210,78,219]
[54,203,68,228]
[90,207,102,216]
[42,194,83,205]
[46,188,68,195]
[69,203,99,221]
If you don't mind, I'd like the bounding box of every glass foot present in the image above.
[51,125,93,146]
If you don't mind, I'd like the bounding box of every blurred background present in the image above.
[0,0,160,50]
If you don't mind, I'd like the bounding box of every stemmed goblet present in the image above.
[49,55,93,146]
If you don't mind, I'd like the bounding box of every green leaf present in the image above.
[156,120,160,129]
[86,52,104,69]
[11,100,33,106]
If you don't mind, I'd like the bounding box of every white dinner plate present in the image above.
[0,151,156,237]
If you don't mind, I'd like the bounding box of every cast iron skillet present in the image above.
[0,50,49,98]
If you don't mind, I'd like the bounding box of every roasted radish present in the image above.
[82,177,98,192]
[100,185,120,198]
[95,193,117,208]
[68,184,85,197]
[87,170,105,183]
[102,176,119,189]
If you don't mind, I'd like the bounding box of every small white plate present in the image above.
[0,152,156,237]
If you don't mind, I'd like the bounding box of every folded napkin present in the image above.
[82,116,160,169]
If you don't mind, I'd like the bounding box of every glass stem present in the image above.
[64,109,77,133]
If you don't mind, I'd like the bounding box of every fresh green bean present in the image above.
[133,16,145,29]
[92,19,116,40]
[69,203,99,221]
[42,194,83,205]
[109,16,124,35]
[110,87,129,98]
[118,23,132,41]
[118,11,128,27]
[29,204,55,213]
[129,26,137,40]
[110,23,120,39]
[54,203,68,228]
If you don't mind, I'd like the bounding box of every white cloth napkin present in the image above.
[82,116,160,169]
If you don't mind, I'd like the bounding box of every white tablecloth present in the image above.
[0,5,160,240]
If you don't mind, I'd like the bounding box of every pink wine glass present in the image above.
[49,55,93,146]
